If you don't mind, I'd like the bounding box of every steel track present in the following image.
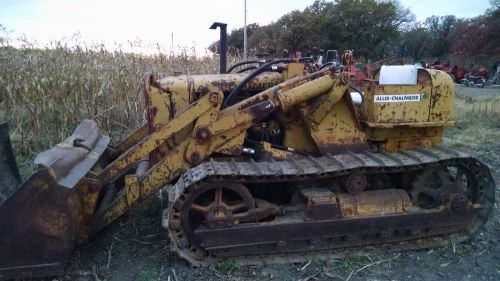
[165,146,495,266]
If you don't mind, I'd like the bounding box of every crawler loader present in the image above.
[0,58,495,279]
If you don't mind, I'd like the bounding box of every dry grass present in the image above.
[444,88,500,162]
[0,43,240,174]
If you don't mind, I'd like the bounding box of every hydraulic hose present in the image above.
[237,66,258,73]
[227,60,259,73]
[222,58,296,109]
[320,62,335,70]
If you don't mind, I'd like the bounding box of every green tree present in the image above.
[302,0,335,48]
[227,23,260,50]
[424,15,457,60]
[400,26,429,61]
[247,23,282,54]
[483,8,500,58]
[277,10,311,52]
[324,0,413,60]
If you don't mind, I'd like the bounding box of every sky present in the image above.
[0,0,494,54]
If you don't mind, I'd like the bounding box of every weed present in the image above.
[337,255,368,273]
[151,252,167,268]
[216,258,240,275]
[310,254,323,267]
[189,270,204,280]
[444,90,500,154]
[136,267,157,281]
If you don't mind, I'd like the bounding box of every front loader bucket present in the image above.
[0,120,109,279]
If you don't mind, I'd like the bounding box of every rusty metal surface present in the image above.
[337,189,412,217]
[195,207,477,256]
[223,67,332,117]
[276,74,334,111]
[167,146,495,265]
[0,120,109,279]
[360,69,456,152]
[158,72,284,107]
[108,124,149,159]
[364,84,433,123]
[427,69,455,122]
[143,72,173,134]
[178,182,256,250]
[96,93,215,186]
[410,166,475,210]
[362,68,454,124]
[0,170,71,279]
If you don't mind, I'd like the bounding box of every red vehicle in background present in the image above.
[426,62,467,84]
[341,50,368,81]
[461,66,489,87]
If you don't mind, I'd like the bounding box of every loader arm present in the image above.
[90,68,345,234]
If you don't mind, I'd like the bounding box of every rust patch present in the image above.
[197,85,210,95]
[247,101,274,117]
[194,127,212,144]
[317,142,371,155]
[211,79,237,90]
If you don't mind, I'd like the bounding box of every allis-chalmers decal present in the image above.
[374,94,421,103]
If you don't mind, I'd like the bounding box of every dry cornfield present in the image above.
[0,43,240,175]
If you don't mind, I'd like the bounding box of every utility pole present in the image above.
[171,32,174,55]
[243,0,247,60]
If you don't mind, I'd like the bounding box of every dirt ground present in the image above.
[65,86,500,281]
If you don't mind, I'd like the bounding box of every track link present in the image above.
[165,146,495,266]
